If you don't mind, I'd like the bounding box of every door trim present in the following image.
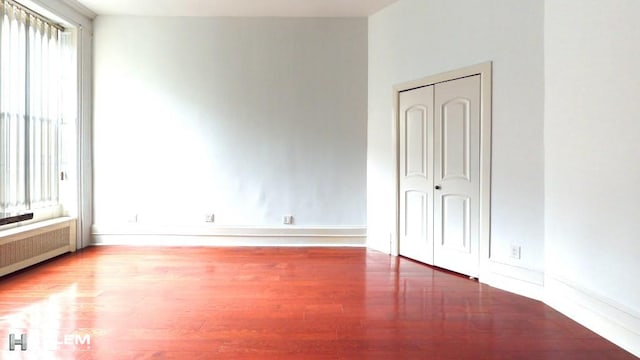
[392,62,492,279]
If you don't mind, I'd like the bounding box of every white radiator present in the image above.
[0,217,76,277]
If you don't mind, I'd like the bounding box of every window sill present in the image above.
[0,212,34,226]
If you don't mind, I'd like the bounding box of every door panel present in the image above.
[401,190,428,260]
[433,75,480,277]
[399,86,434,265]
[441,99,471,181]
[441,194,471,253]
[405,107,428,178]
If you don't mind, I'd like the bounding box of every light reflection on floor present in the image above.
[0,283,94,358]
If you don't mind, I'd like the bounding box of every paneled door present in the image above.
[399,85,435,265]
[399,75,481,277]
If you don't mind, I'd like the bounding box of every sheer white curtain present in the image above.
[0,0,62,214]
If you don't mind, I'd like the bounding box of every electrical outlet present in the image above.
[510,245,521,259]
[283,215,294,225]
[127,214,138,223]
[205,213,215,223]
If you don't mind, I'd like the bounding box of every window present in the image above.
[0,0,65,216]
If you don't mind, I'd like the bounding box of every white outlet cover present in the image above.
[510,245,521,259]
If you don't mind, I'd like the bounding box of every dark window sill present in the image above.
[0,212,34,226]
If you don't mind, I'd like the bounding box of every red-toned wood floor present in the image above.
[0,247,635,359]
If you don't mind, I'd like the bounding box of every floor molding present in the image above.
[482,260,545,301]
[544,274,640,357]
[91,224,366,247]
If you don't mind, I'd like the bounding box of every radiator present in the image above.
[0,217,76,277]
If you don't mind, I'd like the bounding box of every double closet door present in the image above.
[399,75,480,278]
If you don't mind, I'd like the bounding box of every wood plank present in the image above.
[0,246,634,359]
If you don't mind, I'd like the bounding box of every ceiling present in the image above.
[71,0,399,17]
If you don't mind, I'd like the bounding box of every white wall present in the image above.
[93,17,367,232]
[544,0,640,354]
[368,0,545,276]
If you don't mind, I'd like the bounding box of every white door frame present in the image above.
[392,62,492,278]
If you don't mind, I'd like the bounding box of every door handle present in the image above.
[435,185,441,190]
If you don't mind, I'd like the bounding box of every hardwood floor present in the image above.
[0,247,635,359]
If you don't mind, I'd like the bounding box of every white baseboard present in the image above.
[544,274,640,357]
[91,224,366,247]
[482,260,545,301]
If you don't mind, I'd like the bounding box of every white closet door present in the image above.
[398,75,481,278]
[433,75,481,278]
[398,85,434,265]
